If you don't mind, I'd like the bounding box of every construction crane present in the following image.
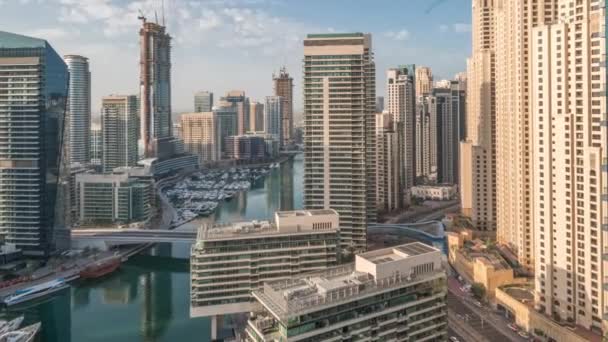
[137,9,146,23]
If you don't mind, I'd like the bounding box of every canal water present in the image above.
[3,154,304,342]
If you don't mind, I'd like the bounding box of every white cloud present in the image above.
[25,27,76,40]
[385,29,410,41]
[453,23,471,33]
[439,23,471,34]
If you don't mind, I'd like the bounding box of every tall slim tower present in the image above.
[386,66,416,191]
[303,33,376,253]
[460,0,497,231]
[415,66,433,98]
[0,31,69,255]
[139,18,172,159]
[495,0,557,267]
[529,0,605,331]
[64,55,91,165]
[101,95,139,173]
[376,113,404,212]
[249,101,264,132]
[264,96,283,145]
[273,67,294,146]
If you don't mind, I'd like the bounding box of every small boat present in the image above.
[0,322,41,342]
[0,316,23,335]
[80,257,121,279]
[3,279,68,306]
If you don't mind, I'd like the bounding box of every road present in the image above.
[382,200,460,224]
[447,276,525,342]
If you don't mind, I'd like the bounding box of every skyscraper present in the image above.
[386,66,416,191]
[90,124,102,166]
[376,113,404,212]
[273,67,293,145]
[415,66,433,98]
[139,18,172,159]
[194,91,213,113]
[0,31,69,255]
[248,101,264,132]
[101,95,139,173]
[494,0,558,268]
[213,101,238,159]
[303,33,376,253]
[181,112,218,164]
[222,90,249,135]
[264,96,283,146]
[64,55,91,164]
[460,0,497,231]
[432,80,465,184]
[528,1,605,330]
[415,96,434,181]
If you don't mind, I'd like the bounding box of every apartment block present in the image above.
[530,0,605,331]
[181,112,218,164]
[376,113,404,212]
[190,209,340,319]
[303,33,377,253]
[194,91,213,112]
[460,0,497,231]
[101,95,139,173]
[245,242,447,342]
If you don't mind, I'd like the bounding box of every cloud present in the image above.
[25,27,76,40]
[440,23,471,33]
[385,29,410,41]
[453,23,471,33]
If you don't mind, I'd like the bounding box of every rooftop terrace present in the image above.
[253,243,444,319]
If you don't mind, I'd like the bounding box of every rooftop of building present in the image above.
[253,243,443,319]
[195,209,339,243]
[275,209,337,218]
[306,33,364,39]
[458,239,511,270]
[0,31,46,49]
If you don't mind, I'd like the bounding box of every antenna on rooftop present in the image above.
[154,10,159,24]
[162,0,166,26]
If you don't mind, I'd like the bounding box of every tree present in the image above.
[471,282,486,300]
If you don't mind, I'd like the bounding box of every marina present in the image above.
[162,163,281,224]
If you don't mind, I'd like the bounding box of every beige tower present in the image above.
[460,0,496,231]
[249,101,264,132]
[303,33,376,253]
[415,66,433,98]
[494,0,557,267]
[181,112,218,164]
[530,0,606,331]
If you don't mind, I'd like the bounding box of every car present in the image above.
[450,337,460,342]
[508,323,519,331]
[518,331,530,339]
[474,300,483,308]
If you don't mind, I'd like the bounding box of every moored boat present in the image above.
[0,322,40,342]
[3,279,68,306]
[80,257,121,279]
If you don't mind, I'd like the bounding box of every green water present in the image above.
[4,154,303,342]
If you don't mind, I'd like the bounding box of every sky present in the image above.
[0,0,471,117]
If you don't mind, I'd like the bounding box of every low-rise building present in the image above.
[245,242,447,342]
[190,209,340,322]
[411,184,457,201]
[137,154,199,177]
[447,231,524,300]
[75,173,152,225]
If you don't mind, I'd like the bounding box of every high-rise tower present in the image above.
[64,55,91,164]
[387,66,416,191]
[0,31,69,255]
[460,0,497,231]
[273,67,294,146]
[101,95,139,173]
[139,18,172,159]
[415,66,433,98]
[303,33,376,253]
